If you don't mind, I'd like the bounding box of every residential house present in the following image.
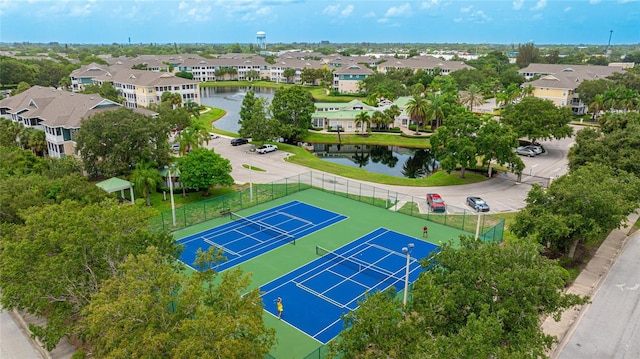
[70,63,111,92]
[312,100,379,132]
[519,63,626,114]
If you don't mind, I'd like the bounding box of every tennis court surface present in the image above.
[176,201,347,272]
[260,228,438,344]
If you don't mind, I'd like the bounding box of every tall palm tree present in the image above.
[589,94,605,120]
[28,129,47,156]
[185,101,200,118]
[130,160,162,206]
[459,84,484,112]
[354,111,371,134]
[406,95,429,134]
[425,92,447,131]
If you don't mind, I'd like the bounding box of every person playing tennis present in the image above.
[276,297,283,319]
[423,225,428,237]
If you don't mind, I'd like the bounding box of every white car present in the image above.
[256,144,278,154]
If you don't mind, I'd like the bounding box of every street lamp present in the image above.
[165,165,176,227]
[402,243,414,307]
[475,210,482,241]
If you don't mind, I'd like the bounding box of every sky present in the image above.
[0,0,638,45]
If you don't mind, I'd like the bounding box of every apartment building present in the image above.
[333,64,374,94]
[376,55,473,75]
[519,63,626,114]
[0,86,121,158]
[90,69,200,109]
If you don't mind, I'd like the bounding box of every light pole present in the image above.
[475,210,482,241]
[402,243,414,307]
[165,165,176,227]
[246,150,253,202]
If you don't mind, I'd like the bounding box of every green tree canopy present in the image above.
[75,107,172,177]
[501,96,574,144]
[179,148,233,196]
[511,164,640,258]
[0,199,176,349]
[330,238,588,358]
[80,246,276,358]
[270,85,315,142]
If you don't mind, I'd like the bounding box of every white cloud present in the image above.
[532,13,543,20]
[421,0,440,9]
[384,3,411,17]
[564,6,572,11]
[470,10,492,23]
[513,0,524,10]
[461,5,473,13]
[178,1,188,10]
[340,4,353,18]
[377,17,389,23]
[363,11,376,18]
[322,4,340,15]
[176,0,212,22]
[531,0,547,10]
[453,17,463,23]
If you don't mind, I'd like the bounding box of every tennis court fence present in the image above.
[152,171,503,243]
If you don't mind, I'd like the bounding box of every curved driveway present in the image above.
[207,131,575,213]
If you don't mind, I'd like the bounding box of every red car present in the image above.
[426,193,446,212]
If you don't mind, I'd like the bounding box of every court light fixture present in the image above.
[165,164,177,227]
[402,243,414,307]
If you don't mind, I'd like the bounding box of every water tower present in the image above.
[256,31,266,50]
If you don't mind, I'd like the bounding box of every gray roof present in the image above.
[0,86,157,129]
[518,63,623,78]
[93,69,198,87]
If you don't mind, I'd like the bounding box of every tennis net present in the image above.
[316,246,403,282]
[230,212,296,244]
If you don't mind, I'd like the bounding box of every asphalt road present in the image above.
[558,234,640,359]
[208,131,576,213]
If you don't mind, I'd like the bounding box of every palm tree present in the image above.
[185,101,200,118]
[425,92,447,131]
[177,128,199,155]
[189,118,210,146]
[459,84,484,112]
[406,95,429,134]
[520,84,535,98]
[354,111,371,134]
[371,111,386,130]
[589,94,605,120]
[28,129,47,156]
[130,160,162,206]
[384,104,401,129]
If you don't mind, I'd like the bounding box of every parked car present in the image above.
[426,193,446,212]
[516,146,535,157]
[524,145,542,155]
[209,132,220,139]
[171,143,181,151]
[466,196,490,212]
[256,144,278,154]
[230,138,249,146]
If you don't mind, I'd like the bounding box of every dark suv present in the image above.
[230,138,249,146]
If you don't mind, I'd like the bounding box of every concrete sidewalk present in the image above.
[543,211,640,358]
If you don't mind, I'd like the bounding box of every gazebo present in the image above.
[95,177,135,202]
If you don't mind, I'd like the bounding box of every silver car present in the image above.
[516,146,535,157]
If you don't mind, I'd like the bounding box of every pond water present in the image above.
[310,144,439,178]
[201,87,437,178]
[200,86,275,133]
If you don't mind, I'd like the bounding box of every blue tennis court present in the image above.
[176,201,347,272]
[260,228,438,344]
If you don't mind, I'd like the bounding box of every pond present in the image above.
[310,144,439,178]
[200,86,275,133]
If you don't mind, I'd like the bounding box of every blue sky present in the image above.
[0,0,638,45]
